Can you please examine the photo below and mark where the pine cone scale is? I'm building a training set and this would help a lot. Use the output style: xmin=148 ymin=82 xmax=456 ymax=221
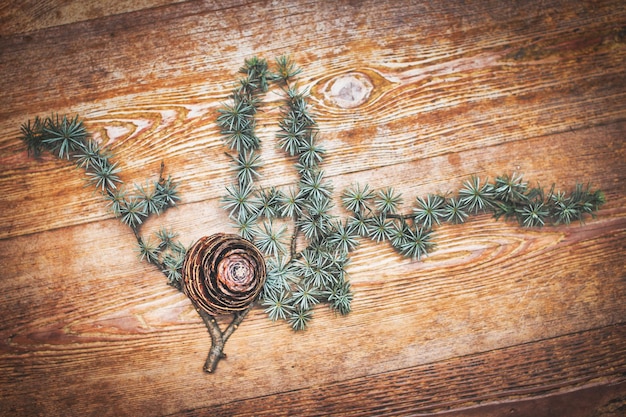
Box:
xmin=183 ymin=233 xmax=267 ymax=316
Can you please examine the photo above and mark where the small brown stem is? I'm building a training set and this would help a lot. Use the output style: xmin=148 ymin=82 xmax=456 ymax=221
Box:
xmin=289 ymin=214 xmax=300 ymax=261
xmin=387 ymin=213 xmax=412 ymax=221
xmin=197 ymin=306 xmax=253 ymax=373
xmin=197 ymin=309 xmax=225 ymax=373
xmin=158 ymin=160 xmax=166 ymax=184
xmin=223 ymin=305 xmax=252 ymax=341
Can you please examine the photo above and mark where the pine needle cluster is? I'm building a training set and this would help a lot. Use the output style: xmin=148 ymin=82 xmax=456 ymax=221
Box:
xmin=218 ymin=57 xmax=606 ymax=330
xmin=137 ymin=227 xmax=188 ymax=289
xmin=340 ymin=173 xmax=605 ymax=260
xmin=19 ymin=114 xmax=186 ymax=289
xmin=219 ymin=56 xmax=352 ymax=330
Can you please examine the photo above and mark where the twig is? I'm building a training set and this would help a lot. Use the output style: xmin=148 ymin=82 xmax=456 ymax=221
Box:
xmin=197 ymin=306 xmax=253 ymax=373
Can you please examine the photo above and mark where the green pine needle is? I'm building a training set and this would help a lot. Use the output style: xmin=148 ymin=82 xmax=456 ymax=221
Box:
xmin=217 ymin=94 xmax=260 ymax=153
xmin=256 ymin=187 xmax=282 ymax=219
xmin=327 ymin=220 xmax=360 ymax=254
xmin=105 ymin=188 xmax=127 ymax=217
xmin=572 ymin=183 xmax=606 ymax=215
xmin=288 ymin=307 xmax=313 ymax=331
xmin=305 ymin=194 xmax=333 ymax=217
xmin=298 ymin=212 xmax=325 ymax=242
xmin=223 ymin=128 xmax=261 ymax=153
xmin=551 ymin=191 xmax=578 ymax=225
xmin=399 ymin=225 xmax=434 ymax=260
xmin=389 ymin=219 xmax=411 ymax=249
xmin=299 ymin=170 xmax=333 ymax=202
xmin=232 ymin=214 xmax=258 ymax=241
xmin=135 ymin=182 xmax=166 ymax=215
xmin=442 ymin=196 xmax=469 ymax=224
xmin=375 ymin=187 xmax=402 ymax=214
xmin=86 ymin=159 xmax=122 ymax=192
xmin=342 ymin=183 xmax=374 ymax=214
xmin=262 ymin=291 xmax=293 ymax=321
xmin=42 ymin=114 xmax=88 ymax=160
xmin=367 ymin=214 xmax=392 ymax=243
xmin=298 ymin=198 xmax=333 ymax=241
xmin=459 ymin=176 xmax=495 ymax=213
xmin=19 ymin=116 xmax=45 ymax=158
xmin=162 ymin=252 xmax=185 ymax=289
xmin=223 ymin=182 xmax=258 ymax=221
xmin=494 ymin=173 xmax=528 ymax=203
xmin=298 ymin=250 xmax=335 ymax=288
xmin=298 ymin=131 xmax=325 ymax=168
xmin=119 ymin=196 xmax=148 ymax=229
xmin=279 ymin=187 xmax=306 ymax=218
xmin=254 ymin=220 xmax=287 ymax=257
xmin=73 ymin=139 xmax=109 ymax=170
xmin=277 ymin=116 xmax=307 ymax=156
xmin=290 ymin=283 xmax=321 ymax=311
xmin=156 ymin=227 xmax=178 ymax=249
xmin=325 ymin=280 xmax=352 ymax=315
xmin=155 ymin=175 xmax=180 ymax=207
xmin=263 ymin=256 xmax=295 ymax=295
xmin=347 ymin=213 xmax=370 ymax=237
xmin=413 ymin=194 xmax=446 ymax=229
xmin=240 ymin=56 xmax=270 ymax=93
xmin=137 ymin=236 xmax=161 ymax=264
xmin=232 ymin=149 xmax=262 ymax=186
xmin=517 ymin=201 xmax=549 ymax=227
xmin=285 ymin=87 xmax=315 ymax=127
xmin=271 ymin=55 xmax=302 ymax=83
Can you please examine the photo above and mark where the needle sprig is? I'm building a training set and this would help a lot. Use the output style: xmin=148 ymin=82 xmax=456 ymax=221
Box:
xmin=218 ymin=56 xmax=357 ymax=330
xmin=19 ymin=114 xmax=186 ymax=289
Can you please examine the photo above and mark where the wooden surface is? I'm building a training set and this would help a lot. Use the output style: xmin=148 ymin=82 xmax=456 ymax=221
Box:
xmin=1 ymin=1 xmax=625 ymax=416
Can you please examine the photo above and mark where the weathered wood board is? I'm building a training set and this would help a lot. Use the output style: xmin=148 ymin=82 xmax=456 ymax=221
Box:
xmin=1 ymin=1 xmax=625 ymax=416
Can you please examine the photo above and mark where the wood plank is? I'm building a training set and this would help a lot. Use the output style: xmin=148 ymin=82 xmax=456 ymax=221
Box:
xmin=1 ymin=74 xmax=625 ymax=237
xmin=1 ymin=0 xmax=624 ymax=120
xmin=1 ymin=0 xmax=625 ymax=238
xmin=0 ymin=0 xmax=188 ymax=36
xmin=181 ymin=326 xmax=626 ymax=416
xmin=0 ymin=200 xmax=624 ymax=415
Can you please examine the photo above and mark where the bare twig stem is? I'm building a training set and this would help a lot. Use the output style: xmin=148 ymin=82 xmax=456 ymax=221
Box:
xmin=386 ymin=213 xmax=412 ymax=221
xmin=197 ymin=306 xmax=253 ymax=373
xmin=289 ymin=214 xmax=300 ymax=261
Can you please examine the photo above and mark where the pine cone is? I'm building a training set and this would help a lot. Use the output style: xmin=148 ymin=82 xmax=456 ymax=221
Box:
xmin=182 ymin=233 xmax=267 ymax=316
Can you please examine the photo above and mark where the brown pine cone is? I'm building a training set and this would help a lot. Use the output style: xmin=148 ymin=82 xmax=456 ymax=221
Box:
xmin=182 ymin=233 xmax=267 ymax=316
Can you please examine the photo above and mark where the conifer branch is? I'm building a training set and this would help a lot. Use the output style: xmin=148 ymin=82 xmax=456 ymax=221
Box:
xmin=18 ymin=55 xmax=606 ymax=374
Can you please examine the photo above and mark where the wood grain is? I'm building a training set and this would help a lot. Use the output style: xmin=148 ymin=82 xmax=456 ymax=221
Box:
xmin=182 ymin=325 xmax=626 ymax=416
xmin=0 ymin=0 xmax=188 ymax=36
xmin=0 ymin=0 xmax=625 ymax=416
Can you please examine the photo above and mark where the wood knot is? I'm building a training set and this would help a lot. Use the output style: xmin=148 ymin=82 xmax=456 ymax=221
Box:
xmin=314 ymin=69 xmax=394 ymax=110
xmin=325 ymin=72 xmax=374 ymax=109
